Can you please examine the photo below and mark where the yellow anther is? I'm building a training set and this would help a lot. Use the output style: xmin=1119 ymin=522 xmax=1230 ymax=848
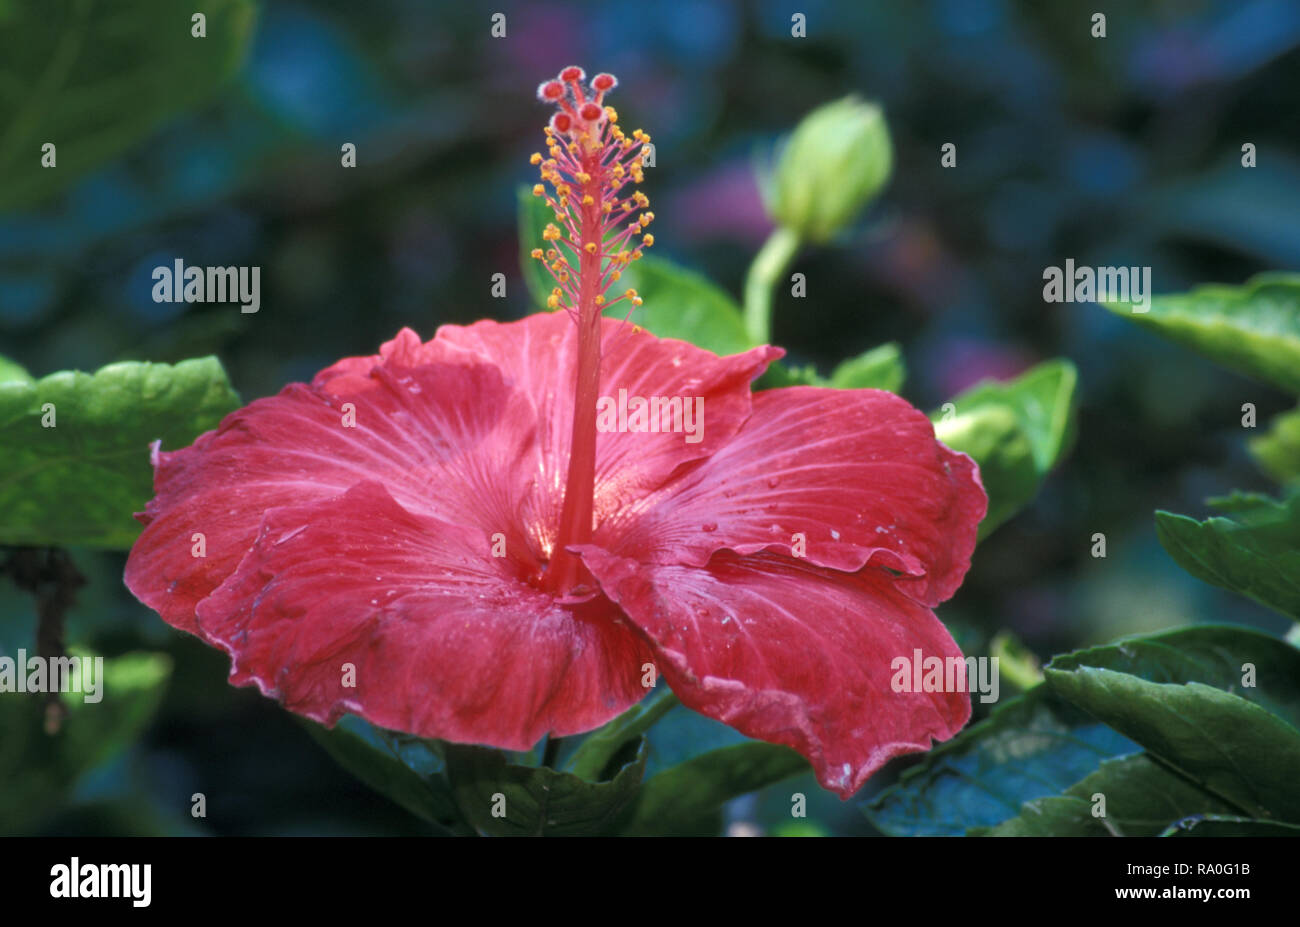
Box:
xmin=532 ymin=184 xmax=545 ymax=196
xmin=611 ymin=270 xmax=621 ymax=281
xmin=632 ymin=249 xmax=643 ymax=261
xmin=594 ymin=294 xmax=605 ymax=305
xmin=625 ymin=288 xmax=638 ymax=299
xmin=557 ymin=271 xmax=569 ymax=282
xmin=584 ymin=242 xmax=598 ymax=254
xmin=602 ymin=202 xmax=613 ymax=213
xmin=582 ymin=194 xmax=594 ymax=205
xmin=605 ymin=106 xmax=618 ymax=123
xmin=530 ymin=152 xmax=543 ymax=165
xmin=547 ymin=295 xmax=559 ymax=308
xmin=632 ymin=325 xmax=643 ymax=334
xmin=633 ymin=191 xmax=649 ymax=207
xmin=612 ymin=164 xmax=625 ymax=179
xmin=574 ymin=171 xmax=591 ymax=184
xmin=642 ymin=234 xmax=654 ymax=247
xmin=545 ymin=249 xmax=558 ymax=261
xmin=530 ymin=248 xmax=543 ymax=259
xmin=542 ymin=224 xmax=561 ymax=241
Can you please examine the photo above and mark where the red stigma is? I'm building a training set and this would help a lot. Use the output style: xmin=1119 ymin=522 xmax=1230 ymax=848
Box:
xmin=559 ymin=66 xmax=585 ymax=82
xmin=592 ymin=73 xmax=617 ymax=92
xmin=579 ymin=102 xmax=604 ymax=122
xmin=537 ymin=80 xmax=564 ymax=102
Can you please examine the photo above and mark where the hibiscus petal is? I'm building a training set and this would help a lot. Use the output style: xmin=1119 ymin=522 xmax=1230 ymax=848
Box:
xmin=126 ymin=356 xmax=541 ymax=633
xmin=579 ymin=546 xmax=972 ymax=798
xmin=196 ymin=480 xmax=656 ymax=749
xmin=598 ymin=387 xmax=986 ymax=606
xmin=431 ymin=312 xmax=780 ymax=543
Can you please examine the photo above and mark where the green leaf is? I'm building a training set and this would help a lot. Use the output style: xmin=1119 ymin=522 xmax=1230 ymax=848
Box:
xmin=1250 ymin=404 xmax=1300 ymax=484
xmin=864 ymin=686 xmax=1139 ymax=837
xmin=612 ymin=258 xmax=753 ymax=355
xmin=444 ymin=740 xmax=647 ymax=836
xmin=303 ymin=716 xmax=467 ymax=834
xmin=1155 ymin=491 xmax=1300 ymax=622
xmin=0 ymin=650 xmax=172 ymax=834
xmin=0 ymin=0 xmax=257 ymax=212
xmin=0 ymin=356 xmax=241 ymax=549
xmin=828 ymin=342 xmax=906 ymax=392
xmin=0 ymin=355 xmax=32 ymax=384
xmin=1101 ymin=273 xmax=1300 ymax=394
xmin=622 ymin=742 xmax=807 ymax=836
xmin=754 ymin=361 xmax=826 ymax=389
xmin=1048 ymin=624 xmax=1300 ymax=726
xmin=1160 ymin=816 xmax=1300 ymax=836
xmin=933 ymin=359 xmax=1078 ymax=537
xmin=1044 ymin=626 xmax=1300 ymax=822
xmin=974 ymin=753 xmax=1239 ymax=837
xmin=517 ymin=185 xmax=752 ymax=356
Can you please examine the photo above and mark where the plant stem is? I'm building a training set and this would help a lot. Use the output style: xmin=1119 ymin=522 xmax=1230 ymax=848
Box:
xmin=743 ymin=225 xmax=801 ymax=345
xmin=3 ymin=547 xmax=85 ymax=733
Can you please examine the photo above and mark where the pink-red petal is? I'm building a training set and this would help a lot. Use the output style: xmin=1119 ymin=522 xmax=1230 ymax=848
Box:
xmin=578 ymin=546 xmax=972 ymax=798
xmin=195 ymin=481 xmax=655 ymax=748
xmin=431 ymin=312 xmax=780 ymax=547
xmin=597 ymin=386 xmax=986 ymax=606
xmin=126 ymin=355 xmax=541 ymax=633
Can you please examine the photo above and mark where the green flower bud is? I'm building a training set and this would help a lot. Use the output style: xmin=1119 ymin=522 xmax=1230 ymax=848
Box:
xmin=762 ymin=96 xmax=893 ymax=244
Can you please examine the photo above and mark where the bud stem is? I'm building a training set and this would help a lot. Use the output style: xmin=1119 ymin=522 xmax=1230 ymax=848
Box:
xmin=743 ymin=225 xmax=801 ymax=345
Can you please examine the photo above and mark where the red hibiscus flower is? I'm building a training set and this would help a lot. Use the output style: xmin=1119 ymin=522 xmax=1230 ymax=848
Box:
xmin=125 ymin=68 xmax=986 ymax=798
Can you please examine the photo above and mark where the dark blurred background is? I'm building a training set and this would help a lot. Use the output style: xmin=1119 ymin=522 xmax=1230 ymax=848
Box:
xmin=3 ymin=0 xmax=1299 ymax=835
